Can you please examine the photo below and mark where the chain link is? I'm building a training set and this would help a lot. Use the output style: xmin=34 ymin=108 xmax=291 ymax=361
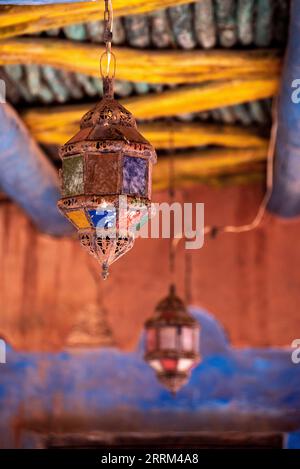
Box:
xmin=103 ymin=0 xmax=113 ymax=50
xmin=101 ymin=0 xmax=114 ymax=78
xmin=168 ymin=120 xmax=176 ymax=283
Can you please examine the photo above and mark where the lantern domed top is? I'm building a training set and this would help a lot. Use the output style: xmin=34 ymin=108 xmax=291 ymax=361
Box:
xmin=60 ymin=78 xmax=157 ymax=164
xmin=146 ymin=284 xmax=197 ymax=328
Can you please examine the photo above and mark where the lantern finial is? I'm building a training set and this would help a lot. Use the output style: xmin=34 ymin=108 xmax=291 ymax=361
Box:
xmin=158 ymin=374 xmax=189 ymax=394
xmin=102 ymin=262 xmax=109 ymax=280
xmin=103 ymin=76 xmax=114 ymax=99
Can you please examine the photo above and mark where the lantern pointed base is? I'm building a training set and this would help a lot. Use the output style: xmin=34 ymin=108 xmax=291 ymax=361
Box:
xmin=158 ymin=373 xmax=189 ymax=394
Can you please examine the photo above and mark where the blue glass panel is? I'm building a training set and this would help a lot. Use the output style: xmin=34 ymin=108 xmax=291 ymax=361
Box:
xmin=123 ymin=156 xmax=147 ymax=196
xmin=88 ymin=209 xmax=116 ymax=230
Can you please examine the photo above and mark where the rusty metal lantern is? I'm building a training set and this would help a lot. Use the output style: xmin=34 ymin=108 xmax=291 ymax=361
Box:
xmin=144 ymin=284 xmax=200 ymax=394
xmin=57 ymin=1 xmax=157 ymax=279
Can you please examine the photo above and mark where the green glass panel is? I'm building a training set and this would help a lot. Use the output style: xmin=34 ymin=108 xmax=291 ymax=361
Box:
xmin=62 ymin=155 xmax=84 ymax=197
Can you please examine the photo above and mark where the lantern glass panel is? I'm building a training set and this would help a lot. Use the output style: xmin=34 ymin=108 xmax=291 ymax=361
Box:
xmin=193 ymin=328 xmax=200 ymax=353
xmin=85 ymin=153 xmax=120 ymax=195
xmin=135 ymin=211 xmax=149 ymax=232
xmin=118 ymin=207 xmax=143 ymax=233
xmin=181 ymin=327 xmax=194 ymax=352
xmin=88 ymin=209 xmax=116 ymax=230
xmin=66 ymin=209 xmax=91 ymax=229
xmin=62 ymin=155 xmax=84 ymax=197
xmin=146 ymin=328 xmax=157 ymax=352
xmin=122 ymin=156 xmax=147 ymax=197
xmin=177 ymin=358 xmax=194 ymax=372
xmin=159 ymin=326 xmax=177 ymax=350
xmin=149 ymin=360 xmax=163 ymax=372
xmin=161 ymin=358 xmax=178 ymax=371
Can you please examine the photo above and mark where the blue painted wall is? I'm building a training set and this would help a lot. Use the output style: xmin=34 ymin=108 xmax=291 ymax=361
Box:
xmin=0 ymin=309 xmax=299 ymax=448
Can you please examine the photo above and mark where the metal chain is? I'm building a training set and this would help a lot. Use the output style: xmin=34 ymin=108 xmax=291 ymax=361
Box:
xmin=168 ymin=121 xmax=176 ymax=285
xmin=184 ymin=251 xmax=192 ymax=305
xmin=168 ymin=125 xmax=193 ymax=305
xmin=101 ymin=0 xmax=114 ymax=77
xmin=103 ymin=0 xmax=113 ymax=51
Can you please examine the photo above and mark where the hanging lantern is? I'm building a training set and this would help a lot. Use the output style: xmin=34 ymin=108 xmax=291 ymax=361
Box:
xmin=57 ymin=1 xmax=157 ymax=279
xmin=144 ymin=285 xmax=200 ymax=393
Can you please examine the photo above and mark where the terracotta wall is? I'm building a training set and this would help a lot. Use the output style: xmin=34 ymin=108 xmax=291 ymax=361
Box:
xmin=0 ymin=180 xmax=299 ymax=351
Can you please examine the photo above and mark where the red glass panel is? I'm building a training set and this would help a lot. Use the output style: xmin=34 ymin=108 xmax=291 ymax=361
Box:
xmin=161 ymin=358 xmax=178 ymax=371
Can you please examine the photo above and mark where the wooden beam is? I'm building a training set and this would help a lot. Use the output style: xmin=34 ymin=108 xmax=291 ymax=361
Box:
xmin=25 ymin=115 xmax=268 ymax=149
xmin=0 ymin=1 xmax=195 ymax=39
xmin=122 ymin=79 xmax=278 ymax=119
xmin=153 ymin=147 xmax=267 ymax=191
xmin=0 ymin=38 xmax=281 ymax=84
xmin=22 ymin=77 xmax=278 ymax=130
xmin=139 ymin=123 xmax=268 ymax=151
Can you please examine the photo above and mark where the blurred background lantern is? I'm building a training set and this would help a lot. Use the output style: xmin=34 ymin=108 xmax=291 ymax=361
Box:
xmin=57 ymin=1 xmax=157 ymax=279
xmin=65 ymin=261 xmax=115 ymax=350
xmin=144 ymin=284 xmax=200 ymax=394
xmin=65 ymin=303 xmax=114 ymax=350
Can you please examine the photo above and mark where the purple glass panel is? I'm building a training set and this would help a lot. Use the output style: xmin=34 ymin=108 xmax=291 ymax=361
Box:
xmin=123 ymin=156 xmax=147 ymax=196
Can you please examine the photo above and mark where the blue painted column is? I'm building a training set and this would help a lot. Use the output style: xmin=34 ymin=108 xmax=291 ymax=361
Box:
xmin=268 ymin=0 xmax=300 ymax=217
xmin=0 ymin=104 xmax=73 ymax=236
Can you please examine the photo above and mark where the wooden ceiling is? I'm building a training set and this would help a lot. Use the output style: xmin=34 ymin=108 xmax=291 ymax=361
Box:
xmin=0 ymin=1 xmax=196 ymax=38
xmin=0 ymin=0 xmax=289 ymax=214
xmin=0 ymin=0 xmax=287 ymax=187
